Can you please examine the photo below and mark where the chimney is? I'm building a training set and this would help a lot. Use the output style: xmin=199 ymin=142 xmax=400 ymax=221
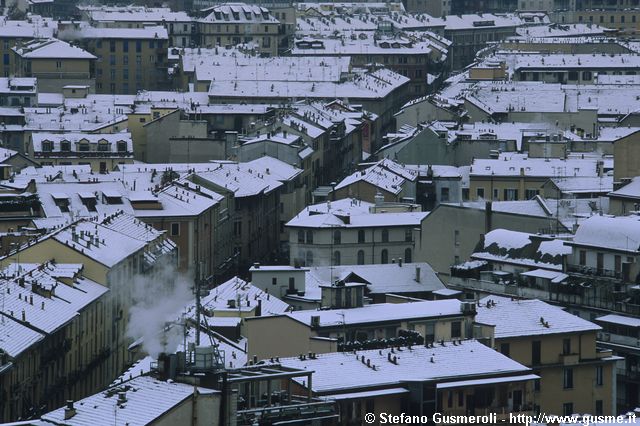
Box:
xmin=415 ymin=266 xmax=421 ymax=282
xmin=64 ymin=401 xmax=76 ymax=420
xmin=485 ymin=201 xmax=492 ymax=233
xmin=253 ymin=262 xmax=260 ymax=269
xmin=398 ymin=258 xmax=402 ymax=267
xmin=256 ymin=299 xmax=262 ymax=316
xmin=117 ymin=392 xmax=127 ymax=404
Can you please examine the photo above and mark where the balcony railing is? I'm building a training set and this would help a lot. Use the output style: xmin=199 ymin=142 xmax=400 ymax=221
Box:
xmin=567 ymin=264 xmax=624 ymax=280
xmin=34 ymin=151 xmax=133 ymax=158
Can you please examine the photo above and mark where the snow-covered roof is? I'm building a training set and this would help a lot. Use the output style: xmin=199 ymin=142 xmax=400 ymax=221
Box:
xmin=31 ymin=132 xmax=132 ymax=154
xmin=0 ymin=262 xmax=108 ymax=335
xmin=208 ymin=67 xmax=410 ymax=101
xmin=52 ymin=219 xmax=148 ymax=267
xmin=515 ymin=23 xmax=607 ymax=38
xmin=195 ymin=162 xmax=283 ymax=197
xmin=597 ymin=314 xmax=640 ymax=328
xmin=472 ymin=229 xmax=570 ymax=271
xmin=59 ymin=23 xmax=169 ymax=40
xmin=571 ymin=215 xmax=640 ymax=253
xmin=292 ymin=34 xmax=446 ymax=60
xmin=470 ymin=157 xmax=602 ymax=178
xmin=609 ymin=177 xmax=640 ymax=199
xmin=287 ymin=299 xmax=462 ymax=328
xmin=287 ymin=208 xmax=427 ymax=229
xmin=0 ymin=17 xmax=55 ymax=39
xmin=41 ymin=376 xmax=217 ymax=426
xmin=82 ymin=5 xmax=191 ymax=23
xmin=301 ymin=262 xmax=444 ymax=301
xmin=278 ymin=339 xmax=530 ymax=393
xmin=13 ymin=39 xmax=96 ymax=60
xmin=335 ymin=158 xmax=418 ymax=194
xmin=477 ymin=295 xmax=600 ymax=339
xmin=0 ymin=316 xmax=44 ymax=358
xmin=549 ymin=176 xmax=612 ymax=194
xmin=199 ymin=3 xmax=278 ymax=24
xmin=184 ymin=276 xmax=290 ymax=317
xmin=514 ymin=53 xmax=640 ymax=71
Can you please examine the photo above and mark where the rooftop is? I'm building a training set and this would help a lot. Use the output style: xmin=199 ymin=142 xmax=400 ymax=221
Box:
xmin=41 ymin=375 xmax=217 ymax=426
xmin=286 ymin=299 xmax=463 ymax=328
xmin=278 ymin=339 xmax=531 ymax=393
xmin=476 ymin=295 xmax=600 ymax=338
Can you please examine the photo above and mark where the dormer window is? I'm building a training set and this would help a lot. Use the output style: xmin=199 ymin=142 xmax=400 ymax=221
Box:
xmin=78 ymin=141 xmax=90 ymax=152
xmin=117 ymin=141 xmax=128 ymax=152
xmin=41 ymin=140 xmax=53 ymax=152
xmin=97 ymin=140 xmax=110 ymax=152
xmin=60 ymin=140 xmax=71 ymax=152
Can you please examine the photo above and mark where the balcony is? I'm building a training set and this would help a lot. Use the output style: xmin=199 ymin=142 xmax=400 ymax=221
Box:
xmin=35 ymin=151 xmax=133 ymax=158
xmin=32 ymin=71 xmax=92 ymax=80
xmin=567 ymin=264 xmax=625 ymax=281
xmin=559 ymin=353 xmax=580 ymax=366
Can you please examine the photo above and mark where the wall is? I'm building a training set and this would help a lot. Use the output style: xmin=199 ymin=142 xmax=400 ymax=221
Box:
xmin=419 ymin=204 xmax=564 ymax=281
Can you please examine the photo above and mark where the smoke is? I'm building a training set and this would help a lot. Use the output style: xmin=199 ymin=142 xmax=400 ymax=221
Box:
xmin=125 ymin=262 xmax=193 ymax=358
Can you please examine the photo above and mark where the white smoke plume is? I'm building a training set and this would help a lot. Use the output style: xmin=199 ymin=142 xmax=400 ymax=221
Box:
xmin=126 ymin=262 xmax=193 ymax=358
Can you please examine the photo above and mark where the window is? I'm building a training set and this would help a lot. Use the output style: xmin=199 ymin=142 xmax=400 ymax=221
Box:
xmin=271 ymin=277 xmax=277 ymax=286
xmin=582 ymin=71 xmax=592 ymax=81
xmin=381 ymin=249 xmax=388 ymax=264
xmin=110 ymin=55 xmax=116 ymax=66
xmin=447 ymin=391 xmax=453 ymax=408
xmin=97 ymin=142 xmax=110 ymax=152
xmin=532 ymin=340 xmax=541 ymax=365
xmin=297 ymin=230 xmax=304 ymax=243
xmin=306 ymin=230 xmax=313 ymax=244
xmin=451 ymin=321 xmax=462 ymax=338
xmin=305 ymin=250 xmax=313 ymax=266
xmin=60 ymin=140 xmax=70 ymax=152
xmin=458 ymin=391 xmax=464 ymax=407
xmin=41 ymin=140 xmax=53 ymax=152
xmin=504 ymin=188 xmax=519 ymax=201
xmin=56 ymin=60 xmax=62 ymax=69
xmin=500 ymin=343 xmax=510 ymax=357
xmin=615 ymin=255 xmax=622 ymax=272
xmin=109 ymin=40 xmax=116 ymax=52
xmin=171 ymin=223 xmax=180 ymax=236
xmin=596 ymin=366 xmax=603 ymax=386
xmin=404 ymin=248 xmax=412 ymax=263
xmin=136 ymin=41 xmax=142 ymax=52
xmin=441 ymin=187 xmax=450 ymax=202
xmin=358 ymin=230 xmax=365 ymax=243
xmin=563 ymin=368 xmax=574 ymax=389
xmin=405 ymin=228 xmax=413 ymax=242
xmin=333 ymin=230 xmax=341 ymax=245
xmin=454 ymin=230 xmax=460 ymax=246
xmin=333 ymin=251 xmax=341 ymax=266
xmin=117 ymin=141 xmax=128 ymax=152
xmin=357 ymin=250 xmax=365 ymax=265
xmin=595 ymin=400 xmax=603 ymax=415
xmin=563 ymin=338 xmax=571 ymax=355
xmin=525 ymin=189 xmax=538 ymax=199
xmin=382 ymin=229 xmax=389 ymax=243
xmin=123 ymin=69 xmax=129 ymax=80
xmin=476 ymin=187 xmax=485 ymax=199
xmin=563 ymin=402 xmax=574 ymax=416
xmin=579 ymin=250 xmax=586 ymax=266
xmin=597 ymin=253 xmax=604 ymax=272
xmin=79 ymin=142 xmax=90 ymax=152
